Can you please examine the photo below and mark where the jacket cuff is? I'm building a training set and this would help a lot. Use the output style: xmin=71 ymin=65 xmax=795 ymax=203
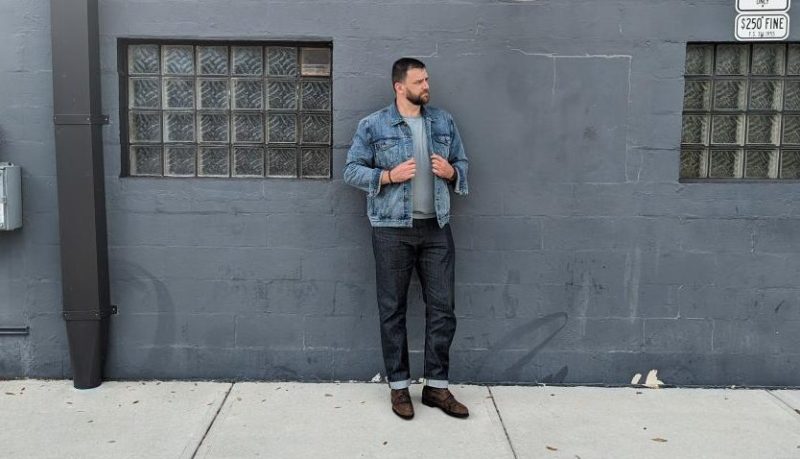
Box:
xmin=452 ymin=167 xmax=467 ymax=195
xmin=369 ymin=168 xmax=383 ymax=197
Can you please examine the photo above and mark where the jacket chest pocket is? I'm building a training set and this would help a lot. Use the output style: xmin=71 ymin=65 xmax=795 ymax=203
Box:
xmin=432 ymin=134 xmax=452 ymax=159
xmin=372 ymin=137 xmax=402 ymax=167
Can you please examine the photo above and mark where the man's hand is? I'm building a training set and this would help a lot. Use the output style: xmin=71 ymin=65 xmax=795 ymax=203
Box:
xmin=431 ymin=153 xmax=455 ymax=181
xmin=383 ymin=158 xmax=416 ymax=184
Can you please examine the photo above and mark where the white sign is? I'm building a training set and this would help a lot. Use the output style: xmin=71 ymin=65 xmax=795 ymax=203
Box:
xmin=735 ymin=13 xmax=790 ymax=40
xmin=737 ymin=0 xmax=790 ymax=12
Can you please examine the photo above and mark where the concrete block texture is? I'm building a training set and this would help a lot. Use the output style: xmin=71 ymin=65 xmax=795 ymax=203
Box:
xmin=3 ymin=380 xmax=800 ymax=459
xmin=0 ymin=380 xmax=230 ymax=459
xmin=195 ymin=383 xmax=511 ymax=459
xmin=491 ymin=386 xmax=800 ymax=459
xmin=1 ymin=0 xmax=798 ymax=385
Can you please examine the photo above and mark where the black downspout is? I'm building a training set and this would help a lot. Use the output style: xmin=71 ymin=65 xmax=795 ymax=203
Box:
xmin=49 ymin=0 xmax=111 ymax=389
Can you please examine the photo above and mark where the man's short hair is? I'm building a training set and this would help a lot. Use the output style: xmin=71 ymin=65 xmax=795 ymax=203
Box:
xmin=392 ymin=58 xmax=426 ymax=86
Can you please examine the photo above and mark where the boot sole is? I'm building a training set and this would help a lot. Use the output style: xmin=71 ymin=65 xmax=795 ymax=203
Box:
xmin=421 ymin=398 xmax=469 ymax=418
xmin=392 ymin=409 xmax=414 ymax=420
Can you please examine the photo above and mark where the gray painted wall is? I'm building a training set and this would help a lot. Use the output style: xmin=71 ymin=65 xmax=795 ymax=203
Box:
xmin=1 ymin=0 xmax=799 ymax=386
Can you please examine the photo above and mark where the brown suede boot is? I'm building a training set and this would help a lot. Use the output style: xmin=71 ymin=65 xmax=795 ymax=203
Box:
xmin=421 ymin=386 xmax=469 ymax=418
xmin=390 ymin=388 xmax=414 ymax=420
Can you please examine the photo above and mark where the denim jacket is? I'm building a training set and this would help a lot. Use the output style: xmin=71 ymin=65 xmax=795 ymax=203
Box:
xmin=343 ymin=102 xmax=469 ymax=228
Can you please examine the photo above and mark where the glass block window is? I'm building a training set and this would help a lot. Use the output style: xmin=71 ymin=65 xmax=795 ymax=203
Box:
xmin=120 ymin=41 xmax=332 ymax=179
xmin=681 ymin=43 xmax=800 ymax=180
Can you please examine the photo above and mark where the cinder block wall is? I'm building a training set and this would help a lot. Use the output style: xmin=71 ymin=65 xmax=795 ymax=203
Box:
xmin=1 ymin=0 xmax=798 ymax=385
xmin=0 ymin=0 xmax=63 ymax=376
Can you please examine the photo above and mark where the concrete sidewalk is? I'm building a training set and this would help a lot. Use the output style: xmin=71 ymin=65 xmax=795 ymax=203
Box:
xmin=1 ymin=380 xmax=799 ymax=458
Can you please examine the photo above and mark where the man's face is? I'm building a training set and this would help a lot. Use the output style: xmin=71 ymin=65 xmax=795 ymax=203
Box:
xmin=399 ymin=67 xmax=430 ymax=106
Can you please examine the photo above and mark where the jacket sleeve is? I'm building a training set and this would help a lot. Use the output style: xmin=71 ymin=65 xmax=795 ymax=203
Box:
xmin=343 ymin=118 xmax=384 ymax=197
xmin=448 ymin=114 xmax=469 ymax=196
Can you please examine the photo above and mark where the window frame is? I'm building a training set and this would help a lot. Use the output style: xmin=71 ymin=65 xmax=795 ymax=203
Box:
xmin=680 ymin=42 xmax=800 ymax=183
xmin=117 ymin=38 xmax=334 ymax=179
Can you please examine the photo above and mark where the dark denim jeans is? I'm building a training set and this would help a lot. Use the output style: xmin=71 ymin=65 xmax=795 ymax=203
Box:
xmin=371 ymin=218 xmax=456 ymax=390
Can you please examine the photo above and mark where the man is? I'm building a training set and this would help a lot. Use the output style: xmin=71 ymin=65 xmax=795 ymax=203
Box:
xmin=343 ymin=58 xmax=470 ymax=420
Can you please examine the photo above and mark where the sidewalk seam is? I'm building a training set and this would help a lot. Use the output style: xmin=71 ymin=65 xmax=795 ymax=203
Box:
xmin=487 ymin=386 xmax=519 ymax=459
xmin=766 ymin=390 xmax=800 ymax=422
xmin=191 ymin=382 xmax=234 ymax=459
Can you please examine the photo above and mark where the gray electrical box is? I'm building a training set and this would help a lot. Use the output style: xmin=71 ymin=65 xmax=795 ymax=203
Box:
xmin=0 ymin=162 xmax=22 ymax=231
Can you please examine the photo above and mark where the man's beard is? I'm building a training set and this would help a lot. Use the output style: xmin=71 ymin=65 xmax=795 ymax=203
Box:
xmin=405 ymin=90 xmax=430 ymax=106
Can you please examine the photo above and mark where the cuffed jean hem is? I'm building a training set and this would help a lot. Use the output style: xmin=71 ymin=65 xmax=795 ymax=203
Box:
xmin=425 ymin=379 xmax=448 ymax=389
xmin=388 ymin=378 xmax=412 ymax=390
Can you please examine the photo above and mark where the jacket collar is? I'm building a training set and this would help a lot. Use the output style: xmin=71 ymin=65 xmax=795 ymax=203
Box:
xmin=388 ymin=100 xmax=431 ymax=126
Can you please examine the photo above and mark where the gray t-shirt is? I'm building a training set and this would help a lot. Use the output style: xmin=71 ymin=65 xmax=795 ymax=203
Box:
xmin=403 ymin=116 xmax=435 ymax=219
